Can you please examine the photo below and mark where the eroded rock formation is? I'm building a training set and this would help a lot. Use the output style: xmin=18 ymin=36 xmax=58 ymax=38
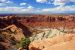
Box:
xmin=29 ymin=34 xmax=75 ymax=50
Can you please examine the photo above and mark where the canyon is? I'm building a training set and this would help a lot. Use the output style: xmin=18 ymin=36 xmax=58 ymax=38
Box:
xmin=0 ymin=14 xmax=75 ymax=50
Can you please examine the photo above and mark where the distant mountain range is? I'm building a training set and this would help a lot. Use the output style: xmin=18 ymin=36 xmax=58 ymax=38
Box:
xmin=0 ymin=13 xmax=75 ymax=17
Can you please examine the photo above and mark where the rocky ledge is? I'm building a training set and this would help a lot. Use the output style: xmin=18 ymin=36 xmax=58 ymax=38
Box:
xmin=29 ymin=34 xmax=75 ymax=50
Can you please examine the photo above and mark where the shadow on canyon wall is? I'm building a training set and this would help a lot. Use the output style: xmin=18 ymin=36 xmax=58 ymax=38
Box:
xmin=13 ymin=18 xmax=32 ymax=37
xmin=0 ymin=43 xmax=6 ymax=50
xmin=0 ymin=17 xmax=32 ymax=37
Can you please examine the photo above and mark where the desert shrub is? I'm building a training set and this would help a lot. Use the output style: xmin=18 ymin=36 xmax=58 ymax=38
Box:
xmin=20 ymin=38 xmax=31 ymax=49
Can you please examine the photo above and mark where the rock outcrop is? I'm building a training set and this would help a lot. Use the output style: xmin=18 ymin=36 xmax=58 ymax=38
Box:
xmin=43 ymin=39 xmax=75 ymax=50
xmin=0 ymin=24 xmax=25 ymax=50
xmin=29 ymin=34 xmax=75 ymax=50
xmin=0 ymin=24 xmax=25 ymax=41
xmin=29 ymin=28 xmax=75 ymax=42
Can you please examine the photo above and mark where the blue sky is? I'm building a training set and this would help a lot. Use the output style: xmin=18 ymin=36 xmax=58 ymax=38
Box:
xmin=0 ymin=0 xmax=75 ymax=14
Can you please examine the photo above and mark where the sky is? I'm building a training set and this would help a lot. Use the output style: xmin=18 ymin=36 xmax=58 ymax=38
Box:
xmin=0 ymin=0 xmax=75 ymax=14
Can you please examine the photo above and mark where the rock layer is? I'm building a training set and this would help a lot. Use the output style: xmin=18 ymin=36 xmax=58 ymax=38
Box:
xmin=29 ymin=34 xmax=75 ymax=50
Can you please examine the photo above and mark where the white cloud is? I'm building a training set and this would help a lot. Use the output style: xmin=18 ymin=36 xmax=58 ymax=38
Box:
xmin=51 ymin=0 xmax=75 ymax=14
xmin=36 ymin=0 xmax=47 ymax=3
xmin=41 ymin=0 xmax=75 ymax=13
xmin=36 ymin=0 xmax=75 ymax=6
xmin=53 ymin=0 xmax=69 ymax=6
xmin=42 ymin=5 xmax=75 ymax=13
xmin=53 ymin=0 xmax=75 ymax=6
xmin=20 ymin=2 xmax=27 ymax=6
xmin=27 ymin=6 xmax=34 ymax=9
xmin=21 ymin=6 xmax=34 ymax=13
xmin=0 ymin=0 xmax=7 ymax=2
xmin=0 ymin=2 xmax=75 ymax=14
xmin=0 ymin=7 xmax=23 ymax=12
xmin=70 ymin=0 xmax=75 ymax=2
xmin=0 ymin=6 xmax=35 ymax=13
xmin=6 ymin=1 xmax=13 ymax=3
xmin=0 ymin=0 xmax=13 ymax=6
xmin=0 ymin=0 xmax=7 ymax=6
xmin=0 ymin=3 xmax=6 ymax=6
xmin=0 ymin=5 xmax=75 ymax=14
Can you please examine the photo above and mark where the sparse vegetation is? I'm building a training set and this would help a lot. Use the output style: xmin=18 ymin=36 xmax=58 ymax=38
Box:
xmin=20 ymin=38 xmax=31 ymax=49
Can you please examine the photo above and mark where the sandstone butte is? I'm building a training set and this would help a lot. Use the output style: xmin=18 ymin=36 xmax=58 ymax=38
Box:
xmin=29 ymin=34 xmax=75 ymax=50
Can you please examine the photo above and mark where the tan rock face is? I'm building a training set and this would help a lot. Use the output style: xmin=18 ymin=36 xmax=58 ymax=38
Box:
xmin=10 ymin=25 xmax=25 ymax=41
xmin=10 ymin=25 xmax=17 ymax=32
xmin=13 ymin=27 xmax=25 ymax=41
xmin=29 ymin=34 xmax=75 ymax=50
xmin=1 ymin=24 xmax=25 ymax=41
xmin=43 ymin=40 xmax=75 ymax=50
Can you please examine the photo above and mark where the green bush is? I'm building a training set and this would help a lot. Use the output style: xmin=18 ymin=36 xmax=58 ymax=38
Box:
xmin=20 ymin=38 xmax=31 ymax=49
